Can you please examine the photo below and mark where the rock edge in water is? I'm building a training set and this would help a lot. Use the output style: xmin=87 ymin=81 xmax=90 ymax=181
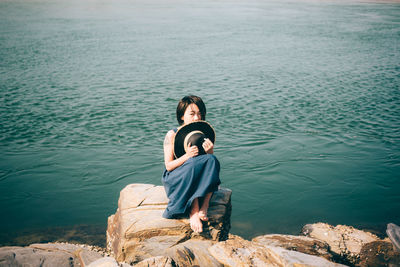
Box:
xmin=104 ymin=183 xmax=400 ymax=266
xmin=2 ymin=183 xmax=400 ymax=267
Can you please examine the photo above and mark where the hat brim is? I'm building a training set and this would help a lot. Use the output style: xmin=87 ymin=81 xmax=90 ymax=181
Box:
xmin=174 ymin=121 xmax=216 ymax=159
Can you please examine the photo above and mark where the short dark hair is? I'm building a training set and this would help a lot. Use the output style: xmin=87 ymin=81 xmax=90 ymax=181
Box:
xmin=176 ymin=95 xmax=206 ymax=125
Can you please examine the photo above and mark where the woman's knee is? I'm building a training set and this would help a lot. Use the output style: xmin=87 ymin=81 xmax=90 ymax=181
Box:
xmin=204 ymin=154 xmax=220 ymax=168
xmin=204 ymin=153 xmax=217 ymax=161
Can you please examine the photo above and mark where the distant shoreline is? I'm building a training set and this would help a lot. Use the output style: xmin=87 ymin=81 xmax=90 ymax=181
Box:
xmin=358 ymin=0 xmax=400 ymax=3
xmin=295 ymin=0 xmax=400 ymax=3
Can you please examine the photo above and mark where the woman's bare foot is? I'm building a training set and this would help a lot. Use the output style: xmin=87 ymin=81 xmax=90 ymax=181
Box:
xmin=198 ymin=192 xmax=212 ymax=222
xmin=198 ymin=209 xmax=208 ymax=221
xmin=189 ymin=212 xmax=203 ymax=233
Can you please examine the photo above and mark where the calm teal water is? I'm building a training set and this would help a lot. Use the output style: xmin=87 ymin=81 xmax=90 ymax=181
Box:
xmin=1 ymin=0 xmax=399 ymax=243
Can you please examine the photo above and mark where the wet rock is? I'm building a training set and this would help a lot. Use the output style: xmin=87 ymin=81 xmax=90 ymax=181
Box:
xmin=208 ymin=238 xmax=347 ymax=267
xmin=302 ymin=223 xmax=380 ymax=265
xmin=252 ymin=234 xmax=333 ymax=261
xmin=1 ymin=224 xmax=106 ymax=248
xmin=106 ymin=183 xmax=232 ymax=264
xmin=358 ymin=240 xmax=400 ymax=267
xmin=0 ymin=242 xmax=103 ymax=267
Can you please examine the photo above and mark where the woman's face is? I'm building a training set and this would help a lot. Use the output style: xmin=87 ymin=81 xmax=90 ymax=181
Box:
xmin=181 ymin=104 xmax=202 ymax=125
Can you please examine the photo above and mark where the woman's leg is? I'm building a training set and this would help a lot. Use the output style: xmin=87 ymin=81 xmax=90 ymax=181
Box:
xmin=198 ymin=192 xmax=212 ymax=221
xmin=189 ymin=198 xmax=203 ymax=233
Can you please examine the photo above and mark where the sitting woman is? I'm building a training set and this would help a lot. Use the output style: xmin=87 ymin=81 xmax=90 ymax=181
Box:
xmin=162 ymin=95 xmax=221 ymax=233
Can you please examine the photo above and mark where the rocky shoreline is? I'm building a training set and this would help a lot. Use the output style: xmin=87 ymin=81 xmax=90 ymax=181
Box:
xmin=1 ymin=183 xmax=399 ymax=266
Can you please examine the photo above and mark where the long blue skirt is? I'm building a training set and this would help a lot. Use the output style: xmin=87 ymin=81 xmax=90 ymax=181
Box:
xmin=162 ymin=154 xmax=221 ymax=219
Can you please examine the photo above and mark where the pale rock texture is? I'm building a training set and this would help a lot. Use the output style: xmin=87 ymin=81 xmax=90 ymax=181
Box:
xmin=0 ymin=243 xmax=103 ymax=267
xmin=208 ymin=238 xmax=275 ymax=266
xmin=252 ymin=234 xmax=333 ymax=261
xmin=208 ymin=237 xmax=347 ymax=267
xmin=30 ymin=243 xmax=103 ymax=266
xmin=86 ymin=256 xmax=120 ymax=267
xmin=302 ymin=223 xmax=381 ymax=265
xmin=134 ymin=256 xmax=175 ymax=267
xmin=266 ymin=246 xmax=347 ymax=267
xmin=107 ymin=183 xmax=232 ymax=264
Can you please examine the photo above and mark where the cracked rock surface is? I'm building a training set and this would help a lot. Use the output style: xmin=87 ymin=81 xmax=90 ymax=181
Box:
xmin=252 ymin=234 xmax=333 ymax=261
xmin=208 ymin=235 xmax=347 ymax=267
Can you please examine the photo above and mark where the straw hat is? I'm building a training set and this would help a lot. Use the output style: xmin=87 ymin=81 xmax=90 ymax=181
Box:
xmin=173 ymin=121 xmax=216 ymax=158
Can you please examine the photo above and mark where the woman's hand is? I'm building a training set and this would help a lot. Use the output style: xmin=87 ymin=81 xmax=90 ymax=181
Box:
xmin=186 ymin=143 xmax=199 ymax=158
xmin=202 ymin=138 xmax=214 ymax=154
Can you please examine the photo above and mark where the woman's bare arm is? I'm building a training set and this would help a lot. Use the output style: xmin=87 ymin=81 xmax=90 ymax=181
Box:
xmin=164 ymin=130 xmax=199 ymax=172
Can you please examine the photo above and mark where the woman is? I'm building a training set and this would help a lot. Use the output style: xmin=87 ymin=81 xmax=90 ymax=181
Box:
xmin=162 ymin=95 xmax=221 ymax=233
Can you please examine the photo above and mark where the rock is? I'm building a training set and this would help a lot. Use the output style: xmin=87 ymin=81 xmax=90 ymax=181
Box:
xmin=358 ymin=240 xmax=400 ymax=267
xmin=208 ymin=238 xmax=347 ymax=267
xmin=0 ymin=246 xmax=77 ymax=267
xmin=208 ymin=238 xmax=273 ymax=266
xmin=252 ymin=234 xmax=333 ymax=261
xmin=302 ymin=223 xmax=380 ymax=265
xmin=0 ymin=242 xmax=104 ymax=267
xmin=86 ymin=256 xmax=119 ymax=267
xmin=165 ymin=239 xmax=222 ymax=267
xmin=134 ymin=256 xmax=175 ymax=267
xmin=265 ymin=245 xmax=348 ymax=267
xmin=107 ymin=183 xmax=232 ymax=264
xmin=30 ymin=243 xmax=104 ymax=266
xmin=387 ymin=223 xmax=400 ymax=252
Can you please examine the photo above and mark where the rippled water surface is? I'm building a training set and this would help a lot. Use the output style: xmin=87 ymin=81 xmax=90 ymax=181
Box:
xmin=1 ymin=0 xmax=399 ymax=243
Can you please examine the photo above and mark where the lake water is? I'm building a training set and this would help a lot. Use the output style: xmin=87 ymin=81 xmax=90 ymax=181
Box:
xmin=1 ymin=0 xmax=399 ymax=245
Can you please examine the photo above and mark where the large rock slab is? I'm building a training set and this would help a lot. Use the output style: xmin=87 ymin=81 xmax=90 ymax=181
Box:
xmin=208 ymin=237 xmax=347 ymax=267
xmin=0 ymin=243 xmax=104 ymax=267
xmin=252 ymin=234 xmax=333 ymax=261
xmin=107 ymin=183 xmax=232 ymax=264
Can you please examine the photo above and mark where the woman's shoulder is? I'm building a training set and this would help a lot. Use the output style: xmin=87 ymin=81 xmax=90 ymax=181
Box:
xmin=164 ymin=129 xmax=176 ymax=147
xmin=166 ymin=127 xmax=178 ymax=134
xmin=165 ymin=129 xmax=176 ymax=139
